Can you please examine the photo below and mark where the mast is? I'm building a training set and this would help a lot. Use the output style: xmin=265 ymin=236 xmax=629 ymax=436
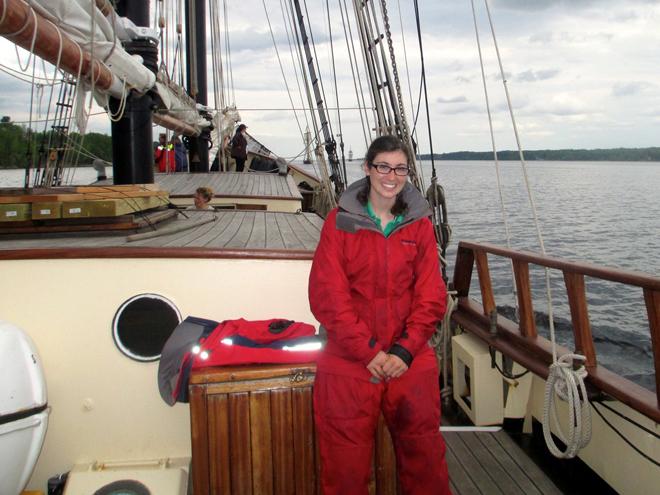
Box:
xmin=185 ymin=0 xmax=210 ymax=172
xmin=110 ymin=0 xmax=156 ymax=185
xmin=291 ymin=0 xmax=344 ymax=194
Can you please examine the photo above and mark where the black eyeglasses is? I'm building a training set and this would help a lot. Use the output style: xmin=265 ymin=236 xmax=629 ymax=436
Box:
xmin=370 ymin=162 xmax=410 ymax=176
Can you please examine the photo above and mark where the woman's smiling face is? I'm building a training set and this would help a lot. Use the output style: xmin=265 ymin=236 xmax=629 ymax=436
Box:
xmin=363 ymin=149 xmax=409 ymax=203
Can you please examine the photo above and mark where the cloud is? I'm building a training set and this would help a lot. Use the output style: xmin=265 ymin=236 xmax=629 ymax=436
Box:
xmin=612 ymin=82 xmax=652 ymax=97
xmin=437 ymin=96 xmax=468 ymax=104
xmin=516 ymin=69 xmax=560 ymax=82
xmin=492 ymin=0 xmax=602 ymax=11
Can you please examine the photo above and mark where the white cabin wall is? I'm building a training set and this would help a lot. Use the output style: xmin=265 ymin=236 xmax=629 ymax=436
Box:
xmin=0 ymin=257 xmax=316 ymax=491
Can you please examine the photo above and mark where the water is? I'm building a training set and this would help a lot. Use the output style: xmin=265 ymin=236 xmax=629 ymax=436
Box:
xmin=2 ymin=161 xmax=659 ymax=389
xmin=0 ymin=167 xmax=101 ymax=188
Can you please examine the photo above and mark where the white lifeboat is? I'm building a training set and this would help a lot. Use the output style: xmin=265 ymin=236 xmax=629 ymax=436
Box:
xmin=0 ymin=321 xmax=49 ymax=495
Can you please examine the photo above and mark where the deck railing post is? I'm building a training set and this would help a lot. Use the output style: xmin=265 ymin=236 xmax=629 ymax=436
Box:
xmin=643 ymin=289 xmax=660 ymax=406
xmin=452 ymin=244 xmax=475 ymax=298
xmin=512 ymin=260 xmax=536 ymax=338
xmin=563 ymin=272 xmax=597 ymax=369
xmin=474 ymin=249 xmax=496 ymax=316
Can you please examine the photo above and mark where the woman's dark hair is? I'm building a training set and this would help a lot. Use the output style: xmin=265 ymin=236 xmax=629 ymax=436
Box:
xmin=358 ymin=135 xmax=411 ymax=216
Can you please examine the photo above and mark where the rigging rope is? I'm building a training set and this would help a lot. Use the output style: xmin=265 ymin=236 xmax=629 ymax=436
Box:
xmin=411 ymin=0 xmax=435 ymax=180
xmin=262 ymin=0 xmax=305 ymax=143
xmin=279 ymin=0 xmax=311 ymax=136
xmin=325 ymin=0 xmax=347 ymax=183
xmin=430 ymin=291 xmax=458 ymax=403
xmin=469 ymin=0 xmax=517 ymax=311
xmin=479 ymin=0 xmax=590 ymax=458
xmin=223 ymin=0 xmax=235 ymax=104
xmin=338 ymin=0 xmax=371 ymax=149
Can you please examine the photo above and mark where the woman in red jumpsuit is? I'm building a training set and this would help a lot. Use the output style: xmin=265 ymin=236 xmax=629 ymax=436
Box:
xmin=309 ymin=135 xmax=451 ymax=494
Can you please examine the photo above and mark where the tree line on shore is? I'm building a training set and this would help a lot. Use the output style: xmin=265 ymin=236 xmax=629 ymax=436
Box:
xmin=0 ymin=121 xmax=112 ymax=169
xmin=421 ymin=147 xmax=660 ymax=162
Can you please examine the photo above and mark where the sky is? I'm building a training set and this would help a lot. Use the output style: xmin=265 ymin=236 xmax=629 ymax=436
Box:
xmin=1 ymin=0 xmax=659 ymax=159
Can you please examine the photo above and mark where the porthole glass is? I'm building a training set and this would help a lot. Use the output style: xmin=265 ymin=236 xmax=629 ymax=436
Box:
xmin=94 ymin=479 xmax=151 ymax=495
xmin=112 ymin=294 xmax=181 ymax=362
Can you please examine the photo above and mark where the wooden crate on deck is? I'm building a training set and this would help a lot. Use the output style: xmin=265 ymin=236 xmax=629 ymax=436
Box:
xmin=189 ymin=363 xmax=398 ymax=495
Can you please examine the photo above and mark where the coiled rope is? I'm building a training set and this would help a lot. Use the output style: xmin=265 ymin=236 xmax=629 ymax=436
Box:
xmin=542 ymin=353 xmax=592 ymax=458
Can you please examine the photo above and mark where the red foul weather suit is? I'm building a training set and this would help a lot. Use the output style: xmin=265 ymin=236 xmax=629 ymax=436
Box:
xmin=155 ymin=144 xmax=175 ymax=173
xmin=309 ymin=178 xmax=451 ymax=494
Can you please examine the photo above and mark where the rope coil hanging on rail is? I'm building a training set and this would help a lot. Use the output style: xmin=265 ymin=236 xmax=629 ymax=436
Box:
xmin=542 ymin=353 xmax=592 ymax=458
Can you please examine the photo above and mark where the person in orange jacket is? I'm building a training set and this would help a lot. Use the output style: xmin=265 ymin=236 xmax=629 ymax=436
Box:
xmin=308 ymin=135 xmax=451 ymax=494
xmin=154 ymin=133 xmax=175 ymax=173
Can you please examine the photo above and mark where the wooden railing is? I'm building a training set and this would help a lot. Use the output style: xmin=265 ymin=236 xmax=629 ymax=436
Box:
xmin=452 ymin=240 xmax=660 ymax=423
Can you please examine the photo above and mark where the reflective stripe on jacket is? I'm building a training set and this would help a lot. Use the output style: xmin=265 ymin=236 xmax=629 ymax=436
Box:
xmin=308 ymin=178 xmax=447 ymax=380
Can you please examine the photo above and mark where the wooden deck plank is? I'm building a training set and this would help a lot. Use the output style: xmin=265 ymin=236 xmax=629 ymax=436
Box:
xmin=238 ymin=174 xmax=251 ymax=196
xmin=444 ymin=431 xmax=505 ymax=495
xmin=217 ymin=173 xmax=236 ymax=197
xmin=285 ymin=214 xmax=319 ymax=251
xmin=246 ymin=211 xmax=267 ymax=249
xmin=207 ymin=211 xmax=248 ymax=248
xmin=264 ymin=213 xmax=286 ymax=250
xmin=461 ymin=431 xmax=525 ymax=494
xmin=445 ymin=441 xmax=481 ymax=495
xmin=477 ymin=432 xmax=544 ymax=495
xmin=491 ymin=432 xmax=563 ymax=495
xmin=304 ymin=213 xmax=325 ymax=231
xmin=255 ymin=173 xmax=264 ymax=197
xmin=160 ymin=213 xmax=220 ymax=248
xmin=190 ymin=212 xmax=239 ymax=248
xmin=295 ymin=214 xmax=325 ymax=247
xmin=265 ymin=174 xmax=274 ymax=196
xmin=226 ymin=211 xmax=256 ymax=249
xmin=275 ymin=213 xmax=305 ymax=250
xmin=445 ymin=430 xmax=563 ymax=495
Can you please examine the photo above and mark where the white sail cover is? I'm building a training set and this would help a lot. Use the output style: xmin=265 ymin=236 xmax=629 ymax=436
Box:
xmin=30 ymin=0 xmax=155 ymax=93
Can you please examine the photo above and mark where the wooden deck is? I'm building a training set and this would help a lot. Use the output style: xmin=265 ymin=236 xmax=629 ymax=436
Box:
xmin=0 ymin=210 xmax=323 ymax=252
xmin=93 ymin=172 xmax=304 ymax=212
xmin=445 ymin=429 xmax=562 ymax=495
xmin=156 ymin=172 xmax=302 ymax=199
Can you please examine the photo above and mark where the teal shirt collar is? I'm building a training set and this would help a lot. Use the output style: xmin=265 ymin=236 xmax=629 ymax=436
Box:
xmin=366 ymin=201 xmax=403 ymax=237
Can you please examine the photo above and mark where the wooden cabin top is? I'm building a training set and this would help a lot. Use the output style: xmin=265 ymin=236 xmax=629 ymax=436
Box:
xmin=98 ymin=172 xmax=303 ymax=201
xmin=0 ymin=209 xmax=323 ymax=258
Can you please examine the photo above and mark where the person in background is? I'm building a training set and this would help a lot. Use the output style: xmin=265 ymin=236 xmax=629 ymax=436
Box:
xmin=308 ymin=135 xmax=451 ymax=494
xmin=154 ymin=133 xmax=175 ymax=173
xmin=173 ymin=136 xmax=188 ymax=172
xmin=187 ymin=187 xmax=215 ymax=210
xmin=230 ymin=123 xmax=248 ymax=172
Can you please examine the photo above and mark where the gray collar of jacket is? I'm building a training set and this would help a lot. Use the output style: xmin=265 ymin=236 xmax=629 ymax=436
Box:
xmin=336 ymin=177 xmax=432 ymax=234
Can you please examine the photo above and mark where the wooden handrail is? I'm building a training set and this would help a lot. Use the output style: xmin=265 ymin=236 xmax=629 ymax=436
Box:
xmin=457 ymin=240 xmax=660 ymax=291
xmin=452 ymin=240 xmax=660 ymax=422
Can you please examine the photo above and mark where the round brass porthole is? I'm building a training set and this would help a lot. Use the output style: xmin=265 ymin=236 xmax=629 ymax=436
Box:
xmin=112 ymin=294 xmax=181 ymax=362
